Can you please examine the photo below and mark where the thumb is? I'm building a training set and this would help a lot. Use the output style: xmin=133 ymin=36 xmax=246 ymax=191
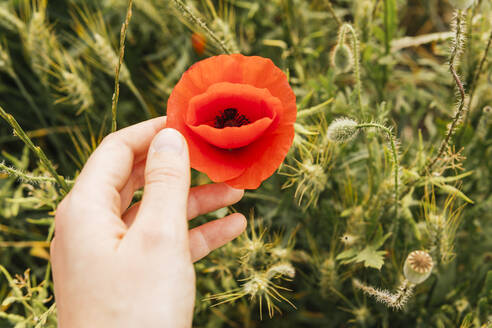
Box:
xmin=130 ymin=128 xmax=191 ymax=246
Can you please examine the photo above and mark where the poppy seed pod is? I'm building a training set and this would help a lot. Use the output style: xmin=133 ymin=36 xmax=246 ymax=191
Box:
xmin=331 ymin=43 xmax=353 ymax=73
xmin=326 ymin=118 xmax=359 ymax=143
xmin=403 ymin=251 xmax=433 ymax=284
xmin=448 ymin=0 xmax=476 ymax=9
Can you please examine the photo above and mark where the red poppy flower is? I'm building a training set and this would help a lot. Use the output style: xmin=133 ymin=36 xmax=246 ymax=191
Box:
xmin=191 ymin=33 xmax=206 ymax=55
xmin=167 ymin=54 xmax=297 ymax=189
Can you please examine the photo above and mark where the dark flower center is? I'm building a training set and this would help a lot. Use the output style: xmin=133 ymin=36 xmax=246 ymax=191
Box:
xmin=214 ymin=108 xmax=250 ymax=128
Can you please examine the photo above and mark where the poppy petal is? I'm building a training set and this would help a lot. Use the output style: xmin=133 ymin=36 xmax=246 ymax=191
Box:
xmin=232 ymin=55 xmax=297 ymax=124
xmin=185 ymin=82 xmax=279 ymax=126
xmin=166 ymin=54 xmax=297 ymax=189
xmin=188 ymin=117 xmax=273 ymax=149
xmin=225 ymin=124 xmax=295 ymax=189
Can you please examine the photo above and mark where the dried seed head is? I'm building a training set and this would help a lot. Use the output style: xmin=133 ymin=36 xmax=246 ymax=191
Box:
xmin=266 ymin=262 xmax=296 ymax=279
xmin=331 ymin=43 xmax=353 ymax=73
xmin=448 ymin=0 xmax=476 ymax=9
xmin=243 ymin=275 xmax=269 ymax=296
xmin=403 ymin=250 xmax=433 ymax=284
xmin=326 ymin=118 xmax=359 ymax=143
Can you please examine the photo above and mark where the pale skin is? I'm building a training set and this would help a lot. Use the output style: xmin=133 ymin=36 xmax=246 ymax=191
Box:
xmin=50 ymin=117 xmax=247 ymax=327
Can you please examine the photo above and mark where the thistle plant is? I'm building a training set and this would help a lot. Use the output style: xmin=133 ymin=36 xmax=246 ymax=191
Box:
xmin=282 ymin=141 xmax=333 ymax=209
xmin=205 ymin=216 xmax=297 ymax=319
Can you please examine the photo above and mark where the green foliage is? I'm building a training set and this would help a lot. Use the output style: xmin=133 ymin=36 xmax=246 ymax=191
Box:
xmin=337 ymin=227 xmax=391 ymax=270
xmin=0 ymin=0 xmax=491 ymax=327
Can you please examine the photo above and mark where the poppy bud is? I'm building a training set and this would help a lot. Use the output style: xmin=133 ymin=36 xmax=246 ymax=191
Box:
xmin=448 ymin=0 xmax=476 ymax=9
xmin=191 ymin=32 xmax=206 ymax=55
xmin=326 ymin=118 xmax=359 ymax=143
xmin=331 ymin=43 xmax=353 ymax=73
xmin=403 ymin=250 xmax=433 ymax=284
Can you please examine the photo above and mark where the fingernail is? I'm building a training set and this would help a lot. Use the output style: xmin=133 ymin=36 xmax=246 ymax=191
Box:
xmin=152 ymin=128 xmax=184 ymax=154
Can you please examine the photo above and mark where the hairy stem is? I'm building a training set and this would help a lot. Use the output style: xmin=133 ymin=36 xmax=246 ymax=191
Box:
xmin=353 ymin=278 xmax=414 ymax=310
xmin=357 ymin=123 xmax=399 ymax=220
xmin=427 ymin=10 xmax=467 ymax=172
xmin=111 ymin=0 xmax=134 ymax=132
xmin=0 ymin=161 xmax=74 ymax=185
xmin=172 ymin=0 xmax=232 ymax=54
xmin=0 ymin=105 xmax=69 ymax=193
xmin=343 ymin=24 xmax=363 ymax=113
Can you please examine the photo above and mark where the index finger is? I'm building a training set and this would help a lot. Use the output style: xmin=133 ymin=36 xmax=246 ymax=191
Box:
xmin=70 ymin=117 xmax=167 ymax=215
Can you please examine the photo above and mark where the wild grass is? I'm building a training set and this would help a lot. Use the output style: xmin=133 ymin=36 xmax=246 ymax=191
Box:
xmin=0 ymin=0 xmax=491 ymax=327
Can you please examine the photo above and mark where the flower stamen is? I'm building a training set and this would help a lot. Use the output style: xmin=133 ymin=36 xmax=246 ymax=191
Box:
xmin=214 ymin=108 xmax=250 ymax=128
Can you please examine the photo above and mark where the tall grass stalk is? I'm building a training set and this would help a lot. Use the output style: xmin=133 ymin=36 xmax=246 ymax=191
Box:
xmin=0 ymin=105 xmax=69 ymax=193
xmin=171 ymin=0 xmax=232 ymax=54
xmin=111 ymin=0 xmax=135 ymax=132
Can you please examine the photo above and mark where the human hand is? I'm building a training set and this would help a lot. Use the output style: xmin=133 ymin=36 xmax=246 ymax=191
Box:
xmin=50 ymin=117 xmax=246 ymax=327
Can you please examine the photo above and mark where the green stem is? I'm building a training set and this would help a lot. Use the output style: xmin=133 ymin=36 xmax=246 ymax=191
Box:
xmin=343 ymin=24 xmax=363 ymax=113
xmin=172 ymin=0 xmax=232 ymax=54
xmin=111 ymin=0 xmax=135 ymax=132
xmin=0 ymin=161 xmax=74 ymax=185
xmin=427 ymin=10 xmax=467 ymax=172
xmin=43 ymin=220 xmax=56 ymax=282
xmin=0 ymin=105 xmax=69 ymax=194
xmin=0 ymin=265 xmax=35 ymax=313
xmin=357 ymin=123 xmax=399 ymax=223
xmin=297 ymin=98 xmax=334 ymax=119
xmin=9 ymin=69 xmax=68 ymax=166
xmin=383 ymin=0 xmax=391 ymax=55
xmin=244 ymin=192 xmax=281 ymax=203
